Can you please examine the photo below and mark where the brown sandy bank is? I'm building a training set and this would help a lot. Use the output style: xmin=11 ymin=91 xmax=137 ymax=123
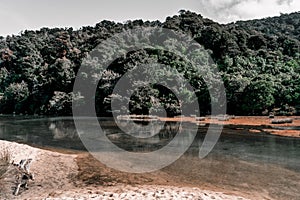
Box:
xmin=0 ymin=140 xmax=256 ymax=200
xmin=159 ymin=116 xmax=300 ymax=137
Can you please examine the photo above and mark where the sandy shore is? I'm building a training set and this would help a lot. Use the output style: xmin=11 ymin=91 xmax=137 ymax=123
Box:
xmin=160 ymin=116 xmax=300 ymax=137
xmin=0 ymin=140 xmax=250 ymax=200
xmin=45 ymin=185 xmax=248 ymax=200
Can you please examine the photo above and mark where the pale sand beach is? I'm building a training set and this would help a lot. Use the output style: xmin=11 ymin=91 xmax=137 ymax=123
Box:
xmin=0 ymin=140 xmax=250 ymax=200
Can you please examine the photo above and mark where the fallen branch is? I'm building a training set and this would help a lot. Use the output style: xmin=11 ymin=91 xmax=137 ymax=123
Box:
xmin=271 ymin=118 xmax=293 ymax=124
xmin=12 ymin=159 xmax=34 ymax=196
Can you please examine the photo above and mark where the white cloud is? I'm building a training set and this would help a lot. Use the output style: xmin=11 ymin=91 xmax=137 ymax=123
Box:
xmin=0 ymin=0 xmax=299 ymax=36
xmin=196 ymin=0 xmax=300 ymax=23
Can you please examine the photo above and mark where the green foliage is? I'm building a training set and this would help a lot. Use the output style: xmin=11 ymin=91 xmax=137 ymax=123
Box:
xmin=242 ymin=78 xmax=276 ymax=115
xmin=0 ymin=10 xmax=299 ymax=116
xmin=48 ymin=91 xmax=83 ymax=115
xmin=0 ymin=81 xmax=29 ymax=113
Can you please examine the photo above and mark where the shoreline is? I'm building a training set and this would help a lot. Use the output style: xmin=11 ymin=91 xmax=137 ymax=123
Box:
xmin=159 ymin=116 xmax=300 ymax=138
xmin=1 ymin=114 xmax=299 ymax=138
xmin=1 ymin=136 xmax=299 ymax=199
xmin=0 ymin=140 xmax=251 ymax=200
xmin=0 ymin=116 xmax=299 ymax=199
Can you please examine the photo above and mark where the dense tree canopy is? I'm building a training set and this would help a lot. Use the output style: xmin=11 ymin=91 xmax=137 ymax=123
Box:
xmin=0 ymin=10 xmax=299 ymax=116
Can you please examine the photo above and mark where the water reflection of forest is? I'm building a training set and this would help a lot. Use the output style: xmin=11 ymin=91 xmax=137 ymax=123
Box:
xmin=106 ymin=121 xmax=196 ymax=152
xmin=46 ymin=119 xmax=193 ymax=152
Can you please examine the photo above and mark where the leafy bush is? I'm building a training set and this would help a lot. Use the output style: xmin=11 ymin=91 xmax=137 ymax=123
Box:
xmin=0 ymin=81 xmax=29 ymax=113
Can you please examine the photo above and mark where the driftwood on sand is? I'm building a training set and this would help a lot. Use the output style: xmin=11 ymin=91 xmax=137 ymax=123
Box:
xmin=271 ymin=118 xmax=293 ymax=124
xmin=12 ymin=158 xmax=34 ymax=196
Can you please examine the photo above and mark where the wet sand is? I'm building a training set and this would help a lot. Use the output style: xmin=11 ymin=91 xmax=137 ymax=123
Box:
xmin=0 ymin=140 xmax=250 ymax=200
xmin=1 ymin=139 xmax=299 ymax=199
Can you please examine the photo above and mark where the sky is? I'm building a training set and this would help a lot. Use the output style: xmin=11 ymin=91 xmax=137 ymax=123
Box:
xmin=0 ymin=0 xmax=300 ymax=37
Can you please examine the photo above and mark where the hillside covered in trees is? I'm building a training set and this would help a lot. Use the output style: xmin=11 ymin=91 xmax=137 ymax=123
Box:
xmin=0 ymin=10 xmax=299 ymax=116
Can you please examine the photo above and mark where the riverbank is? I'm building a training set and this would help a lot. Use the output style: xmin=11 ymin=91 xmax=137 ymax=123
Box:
xmin=159 ymin=116 xmax=300 ymax=138
xmin=0 ymin=116 xmax=299 ymax=199
xmin=1 ymin=139 xmax=300 ymax=199
xmin=0 ymin=140 xmax=251 ymax=199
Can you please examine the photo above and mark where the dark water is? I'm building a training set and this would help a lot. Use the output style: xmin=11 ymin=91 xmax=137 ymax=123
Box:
xmin=0 ymin=116 xmax=299 ymax=172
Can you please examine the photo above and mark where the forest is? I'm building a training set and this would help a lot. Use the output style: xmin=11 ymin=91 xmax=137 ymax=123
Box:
xmin=0 ymin=10 xmax=299 ymax=116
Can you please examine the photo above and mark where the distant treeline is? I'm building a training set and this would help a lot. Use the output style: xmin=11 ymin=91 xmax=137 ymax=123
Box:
xmin=0 ymin=10 xmax=299 ymax=116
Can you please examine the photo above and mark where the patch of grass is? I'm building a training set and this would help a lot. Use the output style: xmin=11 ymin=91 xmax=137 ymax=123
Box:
xmin=0 ymin=148 xmax=11 ymax=178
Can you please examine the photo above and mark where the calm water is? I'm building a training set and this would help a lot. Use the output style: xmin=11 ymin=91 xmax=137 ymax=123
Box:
xmin=1 ymin=116 xmax=299 ymax=199
xmin=0 ymin=116 xmax=299 ymax=172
